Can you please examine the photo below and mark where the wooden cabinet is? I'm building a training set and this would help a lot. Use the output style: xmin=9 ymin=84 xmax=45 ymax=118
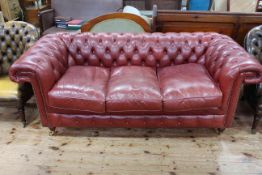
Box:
xmin=19 ymin=0 xmax=50 ymax=26
xmin=156 ymin=10 xmax=262 ymax=45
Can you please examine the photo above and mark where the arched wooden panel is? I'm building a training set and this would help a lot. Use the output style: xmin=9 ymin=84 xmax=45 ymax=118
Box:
xmin=81 ymin=13 xmax=151 ymax=33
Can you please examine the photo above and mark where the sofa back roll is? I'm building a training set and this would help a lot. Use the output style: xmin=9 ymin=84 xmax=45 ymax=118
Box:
xmin=61 ymin=32 xmax=227 ymax=69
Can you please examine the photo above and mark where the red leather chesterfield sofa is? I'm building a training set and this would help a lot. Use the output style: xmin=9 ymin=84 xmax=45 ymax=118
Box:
xmin=9 ymin=32 xmax=262 ymax=132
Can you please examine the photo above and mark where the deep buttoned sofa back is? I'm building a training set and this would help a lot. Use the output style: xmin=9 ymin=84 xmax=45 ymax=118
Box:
xmin=61 ymin=32 xmax=249 ymax=83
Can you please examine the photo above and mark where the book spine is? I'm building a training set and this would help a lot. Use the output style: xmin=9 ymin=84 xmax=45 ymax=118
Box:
xmin=56 ymin=23 xmax=68 ymax=29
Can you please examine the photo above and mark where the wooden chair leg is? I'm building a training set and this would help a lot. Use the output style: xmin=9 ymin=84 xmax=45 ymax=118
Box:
xmin=252 ymin=114 xmax=261 ymax=134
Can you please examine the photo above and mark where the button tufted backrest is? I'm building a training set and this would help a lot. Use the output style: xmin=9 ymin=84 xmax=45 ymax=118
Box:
xmin=245 ymin=25 xmax=262 ymax=63
xmin=205 ymin=34 xmax=253 ymax=83
xmin=0 ymin=21 xmax=39 ymax=75
xmin=60 ymin=32 xmax=224 ymax=68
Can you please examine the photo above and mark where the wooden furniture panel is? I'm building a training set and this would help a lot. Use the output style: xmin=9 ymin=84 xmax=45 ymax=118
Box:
xmin=157 ymin=12 xmax=237 ymax=22
xmin=159 ymin=22 xmax=235 ymax=36
xmin=19 ymin=0 xmax=51 ymax=26
xmin=24 ymin=5 xmax=48 ymax=26
xmin=156 ymin=10 xmax=262 ymax=45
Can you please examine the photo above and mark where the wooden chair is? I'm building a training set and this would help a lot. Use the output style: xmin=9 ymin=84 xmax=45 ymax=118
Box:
xmin=81 ymin=12 xmax=151 ymax=33
xmin=244 ymin=25 xmax=262 ymax=134
xmin=0 ymin=21 xmax=39 ymax=127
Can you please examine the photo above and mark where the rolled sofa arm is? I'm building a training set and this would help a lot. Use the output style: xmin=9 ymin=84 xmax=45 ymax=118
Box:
xmin=205 ymin=35 xmax=262 ymax=85
xmin=9 ymin=34 xmax=69 ymax=94
xmin=204 ymin=34 xmax=262 ymax=127
xmin=205 ymin=35 xmax=262 ymax=127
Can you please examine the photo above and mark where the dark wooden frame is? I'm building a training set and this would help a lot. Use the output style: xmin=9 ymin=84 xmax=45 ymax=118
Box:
xmin=19 ymin=0 xmax=51 ymax=26
xmin=81 ymin=12 xmax=151 ymax=33
xmin=39 ymin=8 xmax=55 ymax=34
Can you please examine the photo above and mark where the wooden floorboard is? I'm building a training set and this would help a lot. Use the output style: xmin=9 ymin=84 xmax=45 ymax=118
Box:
xmin=0 ymin=101 xmax=261 ymax=175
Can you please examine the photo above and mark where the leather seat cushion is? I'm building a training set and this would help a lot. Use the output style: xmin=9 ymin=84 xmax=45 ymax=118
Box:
xmin=48 ymin=66 xmax=110 ymax=113
xmin=106 ymin=66 xmax=162 ymax=112
xmin=158 ymin=63 xmax=223 ymax=112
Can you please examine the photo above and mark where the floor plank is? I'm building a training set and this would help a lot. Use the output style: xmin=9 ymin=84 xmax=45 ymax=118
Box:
xmin=0 ymin=101 xmax=261 ymax=175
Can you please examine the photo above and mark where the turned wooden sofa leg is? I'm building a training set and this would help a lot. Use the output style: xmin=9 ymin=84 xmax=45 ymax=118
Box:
xmin=17 ymin=83 xmax=34 ymax=128
xmin=49 ymin=127 xmax=57 ymax=136
xmin=18 ymin=103 xmax=26 ymax=128
xmin=18 ymin=86 xmax=27 ymax=128
xmin=252 ymin=114 xmax=261 ymax=134
xmin=215 ymin=128 xmax=225 ymax=135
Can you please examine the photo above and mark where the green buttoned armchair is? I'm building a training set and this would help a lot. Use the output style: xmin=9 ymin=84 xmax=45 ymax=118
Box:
xmin=244 ymin=25 xmax=262 ymax=134
xmin=0 ymin=21 xmax=39 ymax=127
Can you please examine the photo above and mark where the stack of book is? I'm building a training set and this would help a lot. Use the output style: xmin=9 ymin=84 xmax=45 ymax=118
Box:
xmin=67 ymin=19 xmax=85 ymax=30
xmin=55 ymin=17 xmax=85 ymax=30
xmin=55 ymin=16 xmax=72 ymax=29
